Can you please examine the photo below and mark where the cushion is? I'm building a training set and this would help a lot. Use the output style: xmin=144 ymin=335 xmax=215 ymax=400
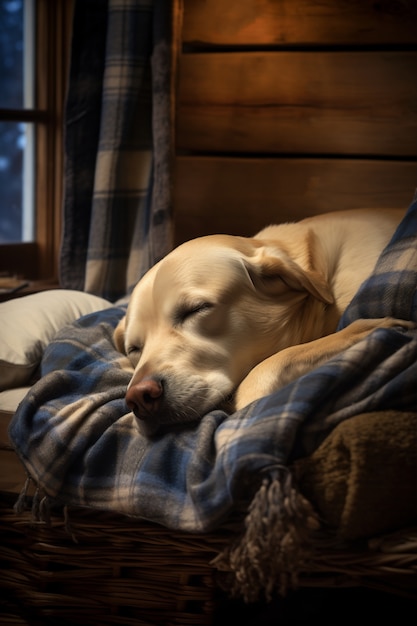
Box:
xmin=294 ymin=411 xmax=417 ymax=540
xmin=0 ymin=387 xmax=31 ymax=447
xmin=0 ymin=386 xmax=30 ymax=414
xmin=0 ymin=290 xmax=112 ymax=391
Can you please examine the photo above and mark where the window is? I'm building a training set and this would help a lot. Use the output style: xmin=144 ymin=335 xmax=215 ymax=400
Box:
xmin=0 ymin=0 xmax=73 ymax=281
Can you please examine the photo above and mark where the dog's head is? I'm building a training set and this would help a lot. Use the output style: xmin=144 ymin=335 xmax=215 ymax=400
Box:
xmin=114 ymin=233 xmax=333 ymax=436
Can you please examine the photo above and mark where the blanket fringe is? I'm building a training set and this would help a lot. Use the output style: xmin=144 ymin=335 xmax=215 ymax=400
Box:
xmin=29 ymin=487 xmax=52 ymax=524
xmin=13 ymin=475 xmax=53 ymax=525
xmin=212 ymin=467 xmax=320 ymax=602
xmin=13 ymin=474 xmax=32 ymax=514
xmin=13 ymin=477 xmax=80 ymax=542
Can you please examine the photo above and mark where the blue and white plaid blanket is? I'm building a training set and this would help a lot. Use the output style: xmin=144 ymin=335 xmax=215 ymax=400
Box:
xmin=9 ymin=200 xmax=417 ymax=579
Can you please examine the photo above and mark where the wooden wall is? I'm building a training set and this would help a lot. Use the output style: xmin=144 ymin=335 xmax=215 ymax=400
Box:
xmin=172 ymin=0 xmax=417 ymax=244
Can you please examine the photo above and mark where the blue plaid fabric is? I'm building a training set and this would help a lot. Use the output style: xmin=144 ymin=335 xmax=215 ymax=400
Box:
xmin=10 ymin=198 xmax=417 ymax=532
xmin=60 ymin=0 xmax=173 ymax=302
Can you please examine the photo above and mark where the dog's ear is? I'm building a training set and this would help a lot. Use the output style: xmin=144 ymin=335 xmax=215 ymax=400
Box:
xmin=244 ymin=251 xmax=334 ymax=304
xmin=113 ymin=316 xmax=127 ymax=353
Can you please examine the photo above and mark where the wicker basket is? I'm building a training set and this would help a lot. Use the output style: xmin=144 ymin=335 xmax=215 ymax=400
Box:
xmin=1 ymin=493 xmax=417 ymax=626
xmin=0 ymin=496 xmax=231 ymax=625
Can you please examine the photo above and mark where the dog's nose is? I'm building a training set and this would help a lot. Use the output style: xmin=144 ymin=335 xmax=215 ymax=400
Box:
xmin=126 ymin=377 xmax=163 ymax=419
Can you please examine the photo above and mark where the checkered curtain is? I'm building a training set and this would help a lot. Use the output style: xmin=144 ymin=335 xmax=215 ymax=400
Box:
xmin=60 ymin=0 xmax=174 ymax=301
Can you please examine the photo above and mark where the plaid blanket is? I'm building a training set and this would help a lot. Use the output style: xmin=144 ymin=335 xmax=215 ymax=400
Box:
xmin=9 ymin=199 xmax=417 ymax=597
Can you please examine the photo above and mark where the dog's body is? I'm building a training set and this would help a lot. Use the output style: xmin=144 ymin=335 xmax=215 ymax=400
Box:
xmin=115 ymin=208 xmax=406 ymax=436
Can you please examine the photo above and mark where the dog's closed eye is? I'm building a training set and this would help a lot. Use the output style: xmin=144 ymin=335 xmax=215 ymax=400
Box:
xmin=175 ymin=302 xmax=214 ymax=325
xmin=127 ymin=345 xmax=142 ymax=355
xmin=126 ymin=345 xmax=143 ymax=365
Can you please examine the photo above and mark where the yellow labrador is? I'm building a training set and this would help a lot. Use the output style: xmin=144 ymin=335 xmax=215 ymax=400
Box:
xmin=115 ymin=208 xmax=407 ymax=436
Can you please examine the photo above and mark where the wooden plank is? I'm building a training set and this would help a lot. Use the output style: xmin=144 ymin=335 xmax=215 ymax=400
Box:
xmin=173 ymin=156 xmax=417 ymax=243
xmin=177 ymin=51 xmax=417 ymax=156
xmin=182 ymin=0 xmax=417 ymax=46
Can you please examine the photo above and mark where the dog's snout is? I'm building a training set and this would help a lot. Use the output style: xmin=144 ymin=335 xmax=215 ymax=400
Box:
xmin=126 ymin=377 xmax=164 ymax=420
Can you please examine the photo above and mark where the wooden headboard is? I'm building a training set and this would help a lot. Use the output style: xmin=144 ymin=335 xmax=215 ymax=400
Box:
xmin=172 ymin=0 xmax=417 ymax=245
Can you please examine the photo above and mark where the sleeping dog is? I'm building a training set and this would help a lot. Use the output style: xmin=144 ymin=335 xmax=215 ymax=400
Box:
xmin=114 ymin=208 xmax=408 ymax=436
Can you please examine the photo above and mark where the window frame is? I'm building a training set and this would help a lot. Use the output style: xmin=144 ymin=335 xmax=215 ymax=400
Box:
xmin=0 ymin=0 xmax=73 ymax=281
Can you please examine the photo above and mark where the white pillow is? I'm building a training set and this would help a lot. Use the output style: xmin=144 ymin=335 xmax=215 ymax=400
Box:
xmin=0 ymin=386 xmax=30 ymax=412
xmin=0 ymin=289 xmax=112 ymax=391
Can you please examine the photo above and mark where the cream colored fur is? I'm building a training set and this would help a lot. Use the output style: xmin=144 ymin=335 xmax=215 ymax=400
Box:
xmin=114 ymin=208 xmax=408 ymax=436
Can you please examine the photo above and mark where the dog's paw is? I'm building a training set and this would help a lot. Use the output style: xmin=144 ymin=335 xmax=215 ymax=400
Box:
xmin=346 ymin=317 xmax=415 ymax=337
xmin=234 ymin=317 xmax=416 ymax=412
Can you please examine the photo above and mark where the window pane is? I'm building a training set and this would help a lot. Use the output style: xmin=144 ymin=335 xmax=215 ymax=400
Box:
xmin=0 ymin=0 xmax=34 ymax=108
xmin=0 ymin=121 xmax=34 ymax=242
xmin=0 ymin=0 xmax=35 ymax=244
xmin=0 ymin=0 xmax=24 ymax=108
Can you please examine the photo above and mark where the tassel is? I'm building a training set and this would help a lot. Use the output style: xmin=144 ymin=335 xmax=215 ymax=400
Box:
xmin=30 ymin=487 xmax=50 ymax=524
xmin=213 ymin=468 xmax=320 ymax=602
xmin=31 ymin=487 xmax=42 ymax=521
xmin=39 ymin=495 xmax=51 ymax=526
xmin=14 ymin=474 xmax=32 ymax=514
xmin=63 ymin=506 xmax=79 ymax=543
